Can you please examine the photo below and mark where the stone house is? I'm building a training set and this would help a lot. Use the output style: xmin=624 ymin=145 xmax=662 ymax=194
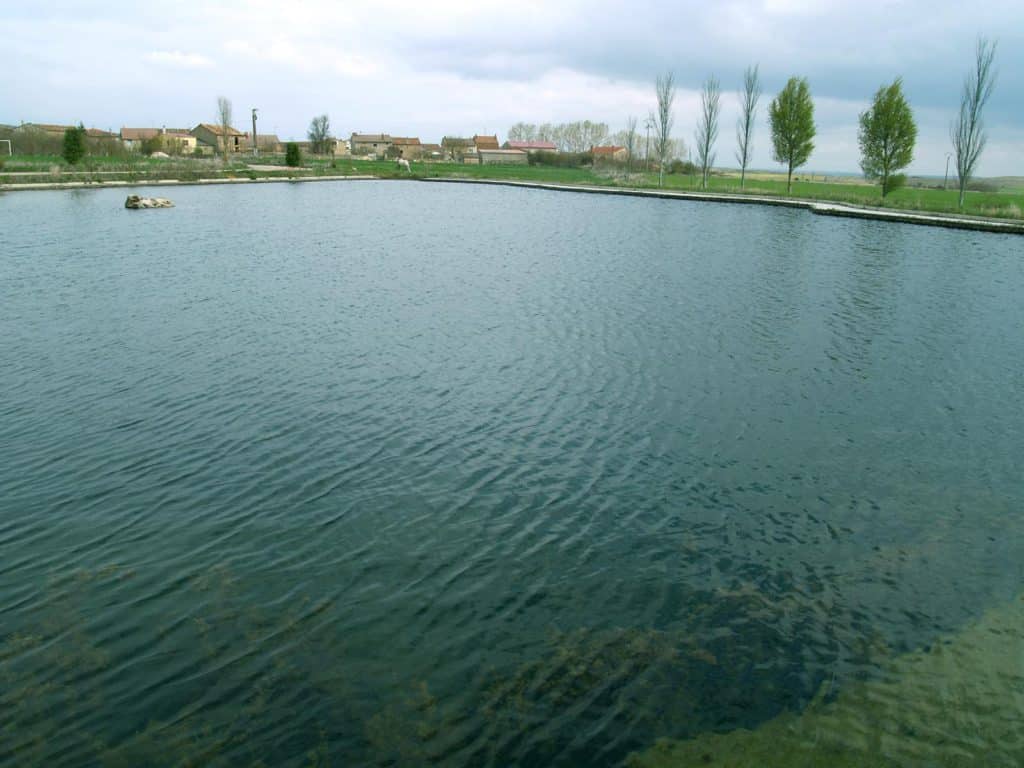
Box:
xmin=478 ymin=149 xmax=528 ymax=165
xmin=504 ymin=140 xmax=558 ymax=154
xmin=350 ymin=133 xmax=392 ymax=157
xmin=391 ymin=137 xmax=423 ymax=159
xmin=420 ymin=143 xmax=444 ymax=160
xmin=121 ymin=127 xmax=197 ymax=154
xmin=192 ymin=123 xmax=248 ymax=154
xmin=591 ymin=145 xmax=629 ymax=162
xmin=441 ymin=136 xmax=473 ymax=161
xmin=473 ymin=134 xmax=500 ymax=152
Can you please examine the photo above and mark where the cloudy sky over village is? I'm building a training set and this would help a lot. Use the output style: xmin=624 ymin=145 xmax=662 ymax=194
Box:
xmin=4 ymin=0 xmax=1023 ymax=175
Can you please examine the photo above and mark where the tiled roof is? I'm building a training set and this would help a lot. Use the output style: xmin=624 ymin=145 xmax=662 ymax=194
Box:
xmin=193 ymin=123 xmax=246 ymax=137
xmin=351 ymin=133 xmax=391 ymax=142
xmin=392 ymin=137 xmax=421 ymax=145
xmin=473 ymin=134 xmax=500 ymax=149
xmin=121 ymin=128 xmax=160 ymax=141
xmin=591 ymin=145 xmax=626 ymax=155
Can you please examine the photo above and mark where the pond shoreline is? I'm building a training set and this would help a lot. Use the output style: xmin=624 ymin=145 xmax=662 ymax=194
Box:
xmin=422 ymin=177 xmax=1024 ymax=236
xmin=3 ymin=172 xmax=1021 ymax=235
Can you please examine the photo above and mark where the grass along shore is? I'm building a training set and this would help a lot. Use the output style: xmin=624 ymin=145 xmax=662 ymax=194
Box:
xmin=3 ymin=154 xmax=1023 ymax=222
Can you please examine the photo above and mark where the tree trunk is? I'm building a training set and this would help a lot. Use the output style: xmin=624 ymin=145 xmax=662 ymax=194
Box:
xmin=787 ymin=162 xmax=793 ymax=194
xmin=740 ymin=168 xmax=746 ymax=190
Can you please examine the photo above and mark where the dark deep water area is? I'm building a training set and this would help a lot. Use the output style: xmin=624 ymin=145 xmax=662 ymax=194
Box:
xmin=1 ymin=181 xmax=1022 ymax=766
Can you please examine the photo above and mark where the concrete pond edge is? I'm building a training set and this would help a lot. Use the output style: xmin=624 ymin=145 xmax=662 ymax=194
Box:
xmin=421 ymin=177 xmax=1024 ymax=236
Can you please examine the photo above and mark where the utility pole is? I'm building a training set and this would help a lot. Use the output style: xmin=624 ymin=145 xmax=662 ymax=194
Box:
xmin=944 ymin=152 xmax=952 ymax=190
xmin=251 ymin=108 xmax=258 ymax=157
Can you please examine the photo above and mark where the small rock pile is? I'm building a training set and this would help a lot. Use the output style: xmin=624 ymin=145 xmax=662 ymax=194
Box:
xmin=125 ymin=195 xmax=174 ymax=209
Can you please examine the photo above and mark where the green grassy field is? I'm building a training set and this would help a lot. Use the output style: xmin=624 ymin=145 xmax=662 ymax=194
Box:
xmin=3 ymin=153 xmax=1022 ymax=221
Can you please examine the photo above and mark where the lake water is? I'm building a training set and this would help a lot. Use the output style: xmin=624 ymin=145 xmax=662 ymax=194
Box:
xmin=1 ymin=181 xmax=1022 ymax=767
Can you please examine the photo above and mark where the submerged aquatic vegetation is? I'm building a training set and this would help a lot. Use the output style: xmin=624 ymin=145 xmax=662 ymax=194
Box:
xmin=471 ymin=579 xmax=890 ymax=766
xmin=627 ymin=592 xmax=1024 ymax=767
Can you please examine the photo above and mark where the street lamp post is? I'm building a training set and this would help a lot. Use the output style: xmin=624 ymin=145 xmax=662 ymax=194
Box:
xmin=252 ymin=108 xmax=259 ymax=157
xmin=944 ymin=152 xmax=952 ymax=190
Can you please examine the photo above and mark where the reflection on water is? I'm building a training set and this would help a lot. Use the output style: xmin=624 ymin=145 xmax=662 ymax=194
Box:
xmin=1 ymin=182 xmax=1022 ymax=766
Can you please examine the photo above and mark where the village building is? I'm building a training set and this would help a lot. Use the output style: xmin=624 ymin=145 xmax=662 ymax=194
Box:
xmin=295 ymin=137 xmax=348 ymax=156
xmin=121 ymin=127 xmax=197 ymax=154
xmin=350 ymin=133 xmax=392 ymax=157
xmin=391 ymin=137 xmax=422 ymax=160
xmin=591 ymin=145 xmax=629 ymax=162
xmin=472 ymin=134 xmax=500 ymax=152
xmin=191 ymin=123 xmax=248 ymax=154
xmin=21 ymin=123 xmax=118 ymax=143
xmin=120 ymin=127 xmax=159 ymax=149
xmin=420 ymin=143 xmax=444 ymax=161
xmin=503 ymin=140 xmax=558 ymax=153
xmin=478 ymin=148 xmax=528 ymax=165
xmin=159 ymin=130 xmax=197 ymax=154
xmin=441 ymin=136 xmax=474 ymax=161
xmin=253 ymin=134 xmax=283 ymax=154
xmin=83 ymin=128 xmax=119 ymax=141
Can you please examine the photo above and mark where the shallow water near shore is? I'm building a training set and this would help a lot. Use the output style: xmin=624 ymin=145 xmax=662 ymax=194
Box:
xmin=1 ymin=181 xmax=1022 ymax=766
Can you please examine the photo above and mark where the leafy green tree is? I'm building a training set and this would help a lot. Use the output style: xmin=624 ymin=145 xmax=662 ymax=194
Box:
xmin=285 ymin=142 xmax=302 ymax=167
xmin=141 ymin=135 xmax=163 ymax=156
xmin=62 ymin=124 xmax=87 ymax=165
xmin=768 ymin=77 xmax=815 ymax=193
xmin=858 ymin=78 xmax=917 ymax=197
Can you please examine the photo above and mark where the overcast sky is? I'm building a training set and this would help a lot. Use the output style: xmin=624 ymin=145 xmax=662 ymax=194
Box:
xmin=3 ymin=0 xmax=1022 ymax=175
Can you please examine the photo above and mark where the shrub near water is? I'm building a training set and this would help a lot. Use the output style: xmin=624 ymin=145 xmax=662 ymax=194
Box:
xmin=61 ymin=124 xmax=87 ymax=165
xmin=285 ymin=142 xmax=302 ymax=167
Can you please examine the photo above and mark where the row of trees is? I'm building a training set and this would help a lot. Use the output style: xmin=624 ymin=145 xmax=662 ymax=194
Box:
xmin=507 ymin=121 xmax=612 ymax=153
xmin=648 ymin=36 xmax=997 ymax=207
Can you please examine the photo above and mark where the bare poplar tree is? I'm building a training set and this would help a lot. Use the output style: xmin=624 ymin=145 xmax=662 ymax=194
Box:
xmin=695 ymin=75 xmax=721 ymax=189
xmin=307 ymin=114 xmax=331 ymax=155
xmin=736 ymin=64 xmax=761 ymax=189
xmin=951 ymin=36 xmax=998 ymax=210
xmin=654 ymin=72 xmax=676 ymax=188
xmin=217 ymin=95 xmax=233 ymax=163
xmin=624 ymin=116 xmax=638 ymax=174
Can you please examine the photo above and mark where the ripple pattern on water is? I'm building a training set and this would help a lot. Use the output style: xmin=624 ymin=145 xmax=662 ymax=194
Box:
xmin=1 ymin=182 xmax=1023 ymax=766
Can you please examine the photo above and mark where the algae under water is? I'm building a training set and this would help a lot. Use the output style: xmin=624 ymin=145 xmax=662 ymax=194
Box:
xmin=627 ymin=591 xmax=1024 ymax=767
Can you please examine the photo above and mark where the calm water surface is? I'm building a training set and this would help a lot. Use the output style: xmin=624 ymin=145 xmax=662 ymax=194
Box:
xmin=1 ymin=181 xmax=1022 ymax=766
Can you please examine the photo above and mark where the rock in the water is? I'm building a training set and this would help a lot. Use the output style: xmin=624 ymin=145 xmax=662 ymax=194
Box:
xmin=125 ymin=195 xmax=174 ymax=209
